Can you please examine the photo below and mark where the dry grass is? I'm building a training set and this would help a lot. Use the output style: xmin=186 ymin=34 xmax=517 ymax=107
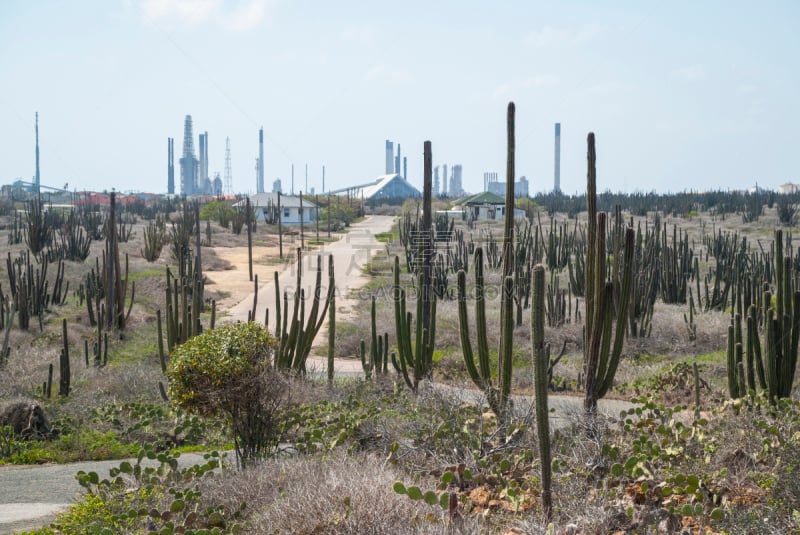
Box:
xmin=199 ymin=451 xmax=490 ymax=534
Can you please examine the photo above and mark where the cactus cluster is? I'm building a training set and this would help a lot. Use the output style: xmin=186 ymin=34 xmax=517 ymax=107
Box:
xmin=728 ymin=229 xmax=800 ymax=403
xmin=141 ymin=215 xmax=167 ymax=262
xmin=392 ymin=256 xmax=437 ymax=391
xmin=361 ymin=296 xmax=389 ymax=379
xmin=583 ymin=133 xmax=635 ymax=413
xmin=5 ymin=250 xmax=68 ymax=331
xmin=272 ymin=249 xmax=335 ymax=374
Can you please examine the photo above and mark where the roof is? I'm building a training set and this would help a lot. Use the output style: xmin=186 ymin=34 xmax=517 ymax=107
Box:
xmin=234 ymin=192 xmax=318 ymax=209
xmin=361 ymin=174 xmax=420 ymax=199
xmin=327 ymin=174 xmax=421 ymax=199
xmin=452 ymin=191 xmax=505 ymax=206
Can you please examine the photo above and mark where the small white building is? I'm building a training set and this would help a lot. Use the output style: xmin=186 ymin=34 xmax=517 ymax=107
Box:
xmin=451 ymin=192 xmax=526 ymax=221
xmin=234 ymin=192 xmax=318 ymax=225
xmin=778 ymin=182 xmax=800 ymax=195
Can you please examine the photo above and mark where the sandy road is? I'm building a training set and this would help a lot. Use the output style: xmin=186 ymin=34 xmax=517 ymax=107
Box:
xmin=221 ymin=214 xmax=396 ymax=374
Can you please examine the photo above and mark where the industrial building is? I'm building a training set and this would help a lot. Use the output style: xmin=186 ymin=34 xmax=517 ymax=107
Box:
xmin=174 ymin=115 xmax=220 ymax=196
xmin=432 ymin=163 xmax=465 ymax=197
xmin=179 ymin=115 xmax=198 ymax=195
xmin=484 ymin=172 xmax=529 ymax=198
xmin=329 ymin=174 xmax=421 ymax=202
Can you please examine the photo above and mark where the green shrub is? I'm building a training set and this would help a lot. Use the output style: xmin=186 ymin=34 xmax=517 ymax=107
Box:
xmin=168 ymin=322 xmax=284 ymax=467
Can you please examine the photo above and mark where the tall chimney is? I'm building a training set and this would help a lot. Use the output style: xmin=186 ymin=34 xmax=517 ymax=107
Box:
xmin=257 ymin=127 xmax=265 ymax=193
xmin=395 ymin=144 xmax=401 ymax=175
xmin=403 ymin=157 xmax=407 ymax=180
xmin=167 ymin=137 xmax=175 ymax=194
xmin=554 ymin=122 xmax=561 ymax=193
xmin=199 ymin=132 xmax=208 ymax=194
xmin=34 ymin=112 xmax=40 ymax=193
xmin=442 ymin=164 xmax=448 ymax=196
xmin=433 ymin=166 xmax=440 ymax=196
xmin=385 ymin=140 xmax=393 ymax=174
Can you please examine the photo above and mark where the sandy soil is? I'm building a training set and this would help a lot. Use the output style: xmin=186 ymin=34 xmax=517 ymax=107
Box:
xmin=208 ymin=215 xmax=396 ymax=374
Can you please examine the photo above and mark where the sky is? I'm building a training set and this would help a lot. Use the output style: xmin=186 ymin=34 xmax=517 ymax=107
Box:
xmin=1 ymin=1 xmax=798 ymax=196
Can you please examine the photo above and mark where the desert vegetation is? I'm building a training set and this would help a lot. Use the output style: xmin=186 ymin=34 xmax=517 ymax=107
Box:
xmin=2 ymin=105 xmax=800 ymax=535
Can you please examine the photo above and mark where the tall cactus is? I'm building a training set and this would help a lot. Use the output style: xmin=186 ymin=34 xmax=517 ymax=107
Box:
xmin=531 ymin=264 xmax=551 ymax=521
xmin=327 ymin=257 xmax=336 ymax=388
xmin=583 ymin=133 xmax=635 ymax=413
xmin=392 ymin=141 xmax=436 ymax=391
xmin=457 ymin=102 xmax=516 ymax=420
xmin=59 ymin=319 xmax=70 ymax=397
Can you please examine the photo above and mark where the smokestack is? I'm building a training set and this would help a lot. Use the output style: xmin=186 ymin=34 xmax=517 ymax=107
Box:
xmin=34 ymin=112 xmax=40 ymax=193
xmin=257 ymin=127 xmax=265 ymax=193
xmin=442 ymin=164 xmax=448 ymax=196
xmin=403 ymin=157 xmax=407 ymax=180
xmin=395 ymin=144 xmax=401 ymax=175
xmin=385 ymin=140 xmax=393 ymax=174
xmin=199 ymin=132 xmax=208 ymax=194
xmin=167 ymin=137 xmax=175 ymax=194
xmin=554 ymin=123 xmax=561 ymax=193
xmin=434 ymin=166 xmax=440 ymax=196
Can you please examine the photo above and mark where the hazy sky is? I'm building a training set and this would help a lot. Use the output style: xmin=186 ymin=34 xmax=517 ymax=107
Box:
xmin=1 ymin=1 xmax=798 ymax=196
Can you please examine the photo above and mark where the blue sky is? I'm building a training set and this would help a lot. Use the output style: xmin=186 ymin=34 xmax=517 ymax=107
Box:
xmin=1 ymin=1 xmax=797 ymax=196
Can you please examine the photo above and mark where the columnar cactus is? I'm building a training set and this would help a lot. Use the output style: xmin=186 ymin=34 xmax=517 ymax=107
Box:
xmin=327 ymin=257 xmax=336 ymax=388
xmin=584 ymin=133 xmax=635 ymax=413
xmin=392 ymin=141 xmax=436 ymax=391
xmin=531 ymin=264 xmax=551 ymax=520
xmin=59 ymin=318 xmax=70 ymax=397
xmin=457 ymin=102 xmax=517 ymax=420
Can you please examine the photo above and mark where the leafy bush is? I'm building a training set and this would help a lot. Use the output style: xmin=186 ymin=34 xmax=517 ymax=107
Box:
xmin=199 ymin=199 xmax=236 ymax=229
xmin=168 ymin=322 xmax=284 ymax=467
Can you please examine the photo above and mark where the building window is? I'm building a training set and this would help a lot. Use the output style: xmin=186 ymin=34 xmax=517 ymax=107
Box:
xmin=284 ymin=208 xmax=290 ymax=218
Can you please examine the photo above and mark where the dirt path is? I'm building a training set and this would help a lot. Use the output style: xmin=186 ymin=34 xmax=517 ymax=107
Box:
xmin=217 ymin=215 xmax=396 ymax=374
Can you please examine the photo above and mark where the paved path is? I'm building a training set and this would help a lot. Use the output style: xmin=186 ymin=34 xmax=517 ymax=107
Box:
xmin=0 ymin=453 xmax=208 ymax=534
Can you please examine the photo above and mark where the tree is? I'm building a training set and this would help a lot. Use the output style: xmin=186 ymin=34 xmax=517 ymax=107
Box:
xmin=167 ymin=322 xmax=285 ymax=468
